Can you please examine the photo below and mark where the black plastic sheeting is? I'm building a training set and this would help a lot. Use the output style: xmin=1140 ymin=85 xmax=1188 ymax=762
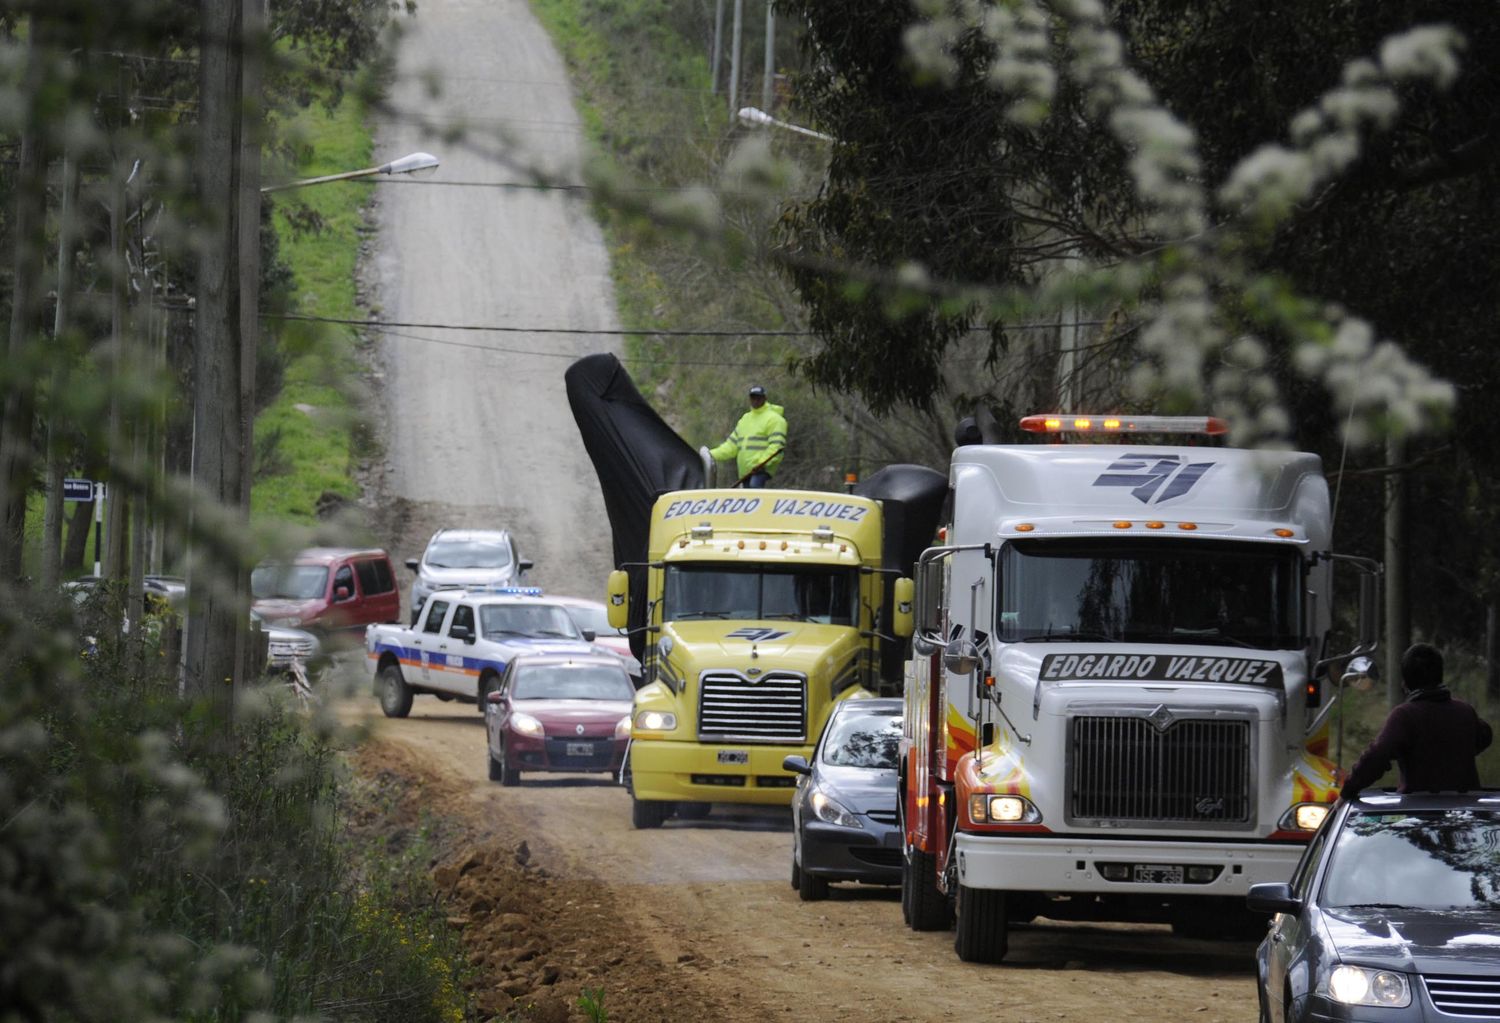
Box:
xmin=565 ymin=353 xmax=704 ymax=658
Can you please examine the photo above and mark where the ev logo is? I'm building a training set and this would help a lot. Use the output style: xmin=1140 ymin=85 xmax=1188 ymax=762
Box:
xmin=726 ymin=627 xmax=790 ymax=642
xmin=1093 ymin=453 xmax=1215 ymax=504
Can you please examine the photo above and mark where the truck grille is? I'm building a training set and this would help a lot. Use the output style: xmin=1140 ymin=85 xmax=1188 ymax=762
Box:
xmin=1069 ymin=714 xmax=1252 ymax=826
xmin=697 ymin=671 xmax=806 ymax=743
xmin=1424 ymin=975 xmax=1500 ymax=1018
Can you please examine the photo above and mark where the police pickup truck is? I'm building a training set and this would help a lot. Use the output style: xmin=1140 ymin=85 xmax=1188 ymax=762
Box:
xmin=367 ymin=587 xmax=600 ymax=718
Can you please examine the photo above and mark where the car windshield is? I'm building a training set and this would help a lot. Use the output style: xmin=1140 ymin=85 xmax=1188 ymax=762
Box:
xmin=821 ymin=711 xmax=902 ymax=769
xmin=251 ymin=564 xmax=328 ymax=600
xmin=996 ymin=539 xmax=1302 ymax=649
xmin=425 ymin=537 xmax=511 ymax=570
xmin=480 ymin=603 xmax=580 ymax=639
xmin=1322 ymin=809 xmax=1500 ymax=911
xmin=511 ymin=665 xmax=633 ymax=701
xmin=562 ymin=603 xmax=615 ymax=635
xmin=663 ymin=564 xmax=858 ymax=624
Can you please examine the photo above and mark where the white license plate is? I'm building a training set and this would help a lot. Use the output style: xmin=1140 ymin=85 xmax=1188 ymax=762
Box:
xmin=717 ymin=749 xmax=749 ymax=765
xmin=565 ymin=742 xmax=595 ymax=757
xmin=1133 ymin=863 xmax=1184 ymax=884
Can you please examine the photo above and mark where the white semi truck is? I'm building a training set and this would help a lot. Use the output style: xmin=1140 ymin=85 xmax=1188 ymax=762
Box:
xmin=900 ymin=414 xmax=1379 ymax=962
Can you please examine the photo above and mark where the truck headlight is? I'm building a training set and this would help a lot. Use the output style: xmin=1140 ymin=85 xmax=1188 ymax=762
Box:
xmin=810 ymin=788 xmax=861 ymax=829
xmin=614 ymin=715 xmax=632 ymax=739
xmin=1327 ymin=965 xmax=1411 ymax=1007
xmin=1279 ymin=802 xmax=1331 ymax=832
xmin=510 ymin=712 xmax=544 ymax=737
xmin=967 ymin=793 xmax=1041 ymax=825
xmin=634 ymin=710 xmax=676 ymax=731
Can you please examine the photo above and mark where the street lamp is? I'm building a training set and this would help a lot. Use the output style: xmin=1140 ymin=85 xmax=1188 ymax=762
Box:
xmin=261 ymin=151 xmax=440 ymax=193
xmin=736 ymin=107 xmax=833 ymax=142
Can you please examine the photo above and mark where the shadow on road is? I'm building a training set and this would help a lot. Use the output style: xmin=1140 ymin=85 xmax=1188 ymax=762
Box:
xmin=1001 ymin=919 xmax=1258 ymax=975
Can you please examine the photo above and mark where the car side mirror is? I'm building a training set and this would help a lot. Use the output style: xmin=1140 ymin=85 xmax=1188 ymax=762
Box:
xmin=782 ymin=754 xmax=812 ymax=776
xmin=335 ymin=586 xmax=352 ymax=602
xmin=450 ymin=624 xmax=473 ymax=642
xmin=1246 ymin=882 xmax=1302 ymax=916
xmin=1341 ymin=654 xmax=1378 ymax=692
xmin=519 ymin=559 xmax=534 ymax=574
xmin=404 ymin=558 xmax=419 ymax=572
xmin=485 ymin=689 xmax=505 ymax=705
xmin=582 ymin=629 xmax=596 ymax=642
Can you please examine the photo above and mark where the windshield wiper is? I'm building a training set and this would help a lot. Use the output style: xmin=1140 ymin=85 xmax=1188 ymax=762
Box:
xmin=1338 ymin=903 xmax=1407 ymax=910
xmin=535 ymin=630 xmax=575 ymax=638
xmin=763 ymin=612 xmax=805 ymax=620
xmin=1020 ymin=632 xmax=1117 ymax=643
xmin=1161 ymin=628 xmax=1257 ymax=648
xmin=676 ymin=610 xmax=730 ymax=619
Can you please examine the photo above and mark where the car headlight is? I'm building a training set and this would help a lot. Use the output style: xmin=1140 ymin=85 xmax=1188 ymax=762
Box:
xmin=634 ymin=710 xmax=676 ymax=731
xmin=510 ymin=712 xmax=545 ymax=737
xmin=967 ymin=793 xmax=1042 ymax=825
xmin=614 ymin=715 xmax=632 ymax=739
xmin=810 ymin=788 xmax=862 ymax=829
xmin=1326 ymin=965 xmax=1411 ymax=1007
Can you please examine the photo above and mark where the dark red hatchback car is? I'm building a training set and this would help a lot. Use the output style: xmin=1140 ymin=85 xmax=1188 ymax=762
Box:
xmin=250 ymin=547 xmax=400 ymax=633
xmin=484 ymin=653 xmax=634 ymax=786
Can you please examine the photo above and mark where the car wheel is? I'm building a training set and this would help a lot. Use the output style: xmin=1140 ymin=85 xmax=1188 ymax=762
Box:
xmin=676 ymin=801 xmax=711 ymax=820
xmin=631 ymin=797 xmax=672 ymax=829
xmin=498 ymin=741 xmax=520 ymax=787
xmin=798 ymin=863 xmax=830 ymax=902
xmin=791 ymin=853 xmax=801 ymax=891
xmin=476 ymin=672 xmax=500 ymax=716
xmin=378 ymin=663 xmax=412 ymax=718
xmin=435 ymin=693 xmax=453 ymax=702
xmin=487 ymin=746 xmax=504 ymax=782
xmin=953 ymin=883 xmax=1008 ymax=963
xmin=904 ymin=844 xmax=952 ymax=931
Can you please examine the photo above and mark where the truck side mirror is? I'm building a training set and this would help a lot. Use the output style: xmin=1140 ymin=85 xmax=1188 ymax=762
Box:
xmin=606 ymin=570 xmax=630 ymax=630
xmin=943 ymin=637 xmax=980 ymax=677
xmin=581 ymin=629 xmax=596 ymax=642
xmin=893 ymin=577 xmax=914 ymax=639
xmin=519 ymin=559 xmax=535 ymax=575
xmin=1357 ymin=570 xmax=1381 ymax=651
xmin=404 ymin=558 xmax=419 ymax=572
xmin=1340 ymin=654 xmax=1378 ymax=692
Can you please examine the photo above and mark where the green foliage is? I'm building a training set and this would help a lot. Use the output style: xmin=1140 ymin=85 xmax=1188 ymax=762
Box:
xmin=577 ymin=987 xmax=609 ymax=1023
xmin=0 ymin=588 xmax=472 ymax=1021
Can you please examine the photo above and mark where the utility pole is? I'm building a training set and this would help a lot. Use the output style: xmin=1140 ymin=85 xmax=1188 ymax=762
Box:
xmin=728 ymin=0 xmax=743 ymax=116
xmin=710 ymin=0 xmax=725 ymax=95
xmin=186 ymin=0 xmax=253 ymax=711
xmin=761 ymin=2 xmax=775 ymax=115
xmin=1384 ymin=436 xmax=1409 ymax=706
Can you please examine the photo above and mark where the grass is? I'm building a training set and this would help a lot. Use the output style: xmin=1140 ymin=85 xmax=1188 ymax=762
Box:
xmin=253 ymin=91 xmax=376 ymax=523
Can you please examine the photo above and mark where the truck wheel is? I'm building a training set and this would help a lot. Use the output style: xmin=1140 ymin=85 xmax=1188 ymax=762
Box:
xmin=954 ymin=883 xmax=1009 ymax=963
xmin=477 ymin=672 xmax=500 ymax=716
xmin=798 ymin=866 xmax=830 ymax=902
xmin=904 ymin=845 xmax=952 ymax=931
xmin=378 ymin=664 xmax=413 ymax=718
xmin=631 ymin=797 xmax=672 ymax=829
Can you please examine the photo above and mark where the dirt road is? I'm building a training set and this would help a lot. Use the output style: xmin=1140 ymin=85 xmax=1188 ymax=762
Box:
xmin=357 ymin=1 xmax=1262 ymax=1019
xmin=353 ymin=703 xmax=1260 ymax=1022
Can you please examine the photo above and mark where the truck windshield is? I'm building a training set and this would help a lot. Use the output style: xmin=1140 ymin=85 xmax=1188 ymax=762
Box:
xmin=664 ymin=564 xmax=858 ymax=625
xmin=480 ymin=603 xmax=580 ymax=639
xmin=996 ymin=539 xmax=1302 ymax=649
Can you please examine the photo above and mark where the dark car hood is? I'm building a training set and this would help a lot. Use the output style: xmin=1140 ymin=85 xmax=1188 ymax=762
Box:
xmin=814 ymin=764 xmax=898 ymax=815
xmin=514 ymin=698 xmax=632 ymax=729
xmin=1322 ymin=906 xmax=1500 ymax=974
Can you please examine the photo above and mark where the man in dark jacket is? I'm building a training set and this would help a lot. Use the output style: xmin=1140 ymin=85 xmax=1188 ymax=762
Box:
xmin=1340 ymin=642 xmax=1493 ymax=800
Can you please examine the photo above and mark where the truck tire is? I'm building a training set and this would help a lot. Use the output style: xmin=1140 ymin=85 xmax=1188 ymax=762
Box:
xmin=631 ymin=797 xmax=672 ymax=829
xmin=378 ymin=664 xmax=413 ymax=718
xmin=477 ymin=671 xmax=500 ymax=716
xmin=798 ymin=866 xmax=830 ymax=902
xmin=904 ymin=845 xmax=952 ymax=931
xmin=954 ymin=883 xmax=1008 ymax=963
xmin=676 ymin=801 xmax=712 ymax=820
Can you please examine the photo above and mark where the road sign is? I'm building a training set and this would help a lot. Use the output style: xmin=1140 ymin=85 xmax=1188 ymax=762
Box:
xmin=63 ymin=478 xmax=94 ymax=502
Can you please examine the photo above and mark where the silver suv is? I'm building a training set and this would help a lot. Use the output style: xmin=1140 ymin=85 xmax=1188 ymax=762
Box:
xmin=405 ymin=528 xmax=533 ymax=624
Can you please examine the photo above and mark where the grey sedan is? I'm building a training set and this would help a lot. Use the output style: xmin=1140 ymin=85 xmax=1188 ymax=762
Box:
xmin=1248 ymin=791 xmax=1500 ymax=1022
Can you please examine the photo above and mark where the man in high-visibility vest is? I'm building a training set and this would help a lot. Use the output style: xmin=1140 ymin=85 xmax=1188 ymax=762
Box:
xmin=709 ymin=385 xmax=787 ymax=488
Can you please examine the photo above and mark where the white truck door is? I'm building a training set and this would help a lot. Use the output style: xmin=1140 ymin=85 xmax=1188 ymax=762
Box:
xmin=414 ymin=598 xmax=454 ymax=690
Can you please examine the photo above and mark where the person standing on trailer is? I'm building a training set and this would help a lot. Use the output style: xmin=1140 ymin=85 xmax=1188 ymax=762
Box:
xmin=709 ymin=385 xmax=787 ymax=488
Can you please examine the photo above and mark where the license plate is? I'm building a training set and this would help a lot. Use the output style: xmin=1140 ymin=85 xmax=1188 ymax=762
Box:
xmin=717 ymin=749 xmax=749 ymax=765
xmin=1133 ymin=863 xmax=1184 ymax=884
xmin=566 ymin=742 xmax=595 ymax=757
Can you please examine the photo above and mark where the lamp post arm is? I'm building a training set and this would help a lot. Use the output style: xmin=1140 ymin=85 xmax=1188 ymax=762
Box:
xmin=261 ymin=151 xmax=439 ymax=193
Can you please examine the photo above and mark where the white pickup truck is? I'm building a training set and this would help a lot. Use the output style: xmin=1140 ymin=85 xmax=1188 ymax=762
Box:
xmin=366 ymin=587 xmax=599 ymax=718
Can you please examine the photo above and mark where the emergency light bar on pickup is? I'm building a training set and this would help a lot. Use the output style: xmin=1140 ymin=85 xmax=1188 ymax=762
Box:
xmin=1019 ymin=413 xmax=1229 ymax=435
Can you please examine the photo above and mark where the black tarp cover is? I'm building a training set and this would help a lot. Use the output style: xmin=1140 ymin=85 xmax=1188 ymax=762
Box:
xmin=566 ymin=354 xmax=704 ymax=658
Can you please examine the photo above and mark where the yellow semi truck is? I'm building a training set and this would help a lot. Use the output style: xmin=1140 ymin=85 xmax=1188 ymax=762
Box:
xmin=607 ymin=488 xmax=915 ymax=828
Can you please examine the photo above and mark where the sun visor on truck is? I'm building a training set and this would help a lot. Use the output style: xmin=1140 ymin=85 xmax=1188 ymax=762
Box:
xmin=566 ymin=354 xmax=705 ymax=659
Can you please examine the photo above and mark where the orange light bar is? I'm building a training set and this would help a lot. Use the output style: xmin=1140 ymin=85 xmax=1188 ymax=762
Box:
xmin=1020 ymin=413 xmax=1230 ymax=436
